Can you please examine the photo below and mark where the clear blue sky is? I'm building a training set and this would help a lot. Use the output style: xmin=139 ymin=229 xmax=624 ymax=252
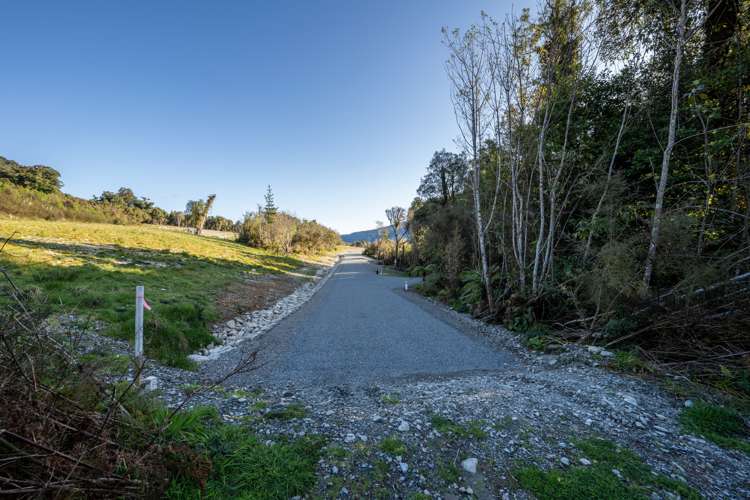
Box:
xmin=1 ymin=1 xmax=532 ymax=234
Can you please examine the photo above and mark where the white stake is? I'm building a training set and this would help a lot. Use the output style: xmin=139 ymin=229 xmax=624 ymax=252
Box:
xmin=135 ymin=285 xmax=144 ymax=383
xmin=404 ymin=281 xmax=408 ymax=292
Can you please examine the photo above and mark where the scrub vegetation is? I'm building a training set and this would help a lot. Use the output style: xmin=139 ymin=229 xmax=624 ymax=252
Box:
xmin=0 ymin=283 xmax=326 ymax=499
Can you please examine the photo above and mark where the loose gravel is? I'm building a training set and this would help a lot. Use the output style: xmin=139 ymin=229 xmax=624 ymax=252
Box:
xmin=64 ymin=253 xmax=750 ymax=499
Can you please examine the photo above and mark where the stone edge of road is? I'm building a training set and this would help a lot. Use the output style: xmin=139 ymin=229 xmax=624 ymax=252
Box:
xmin=188 ymin=253 xmax=346 ymax=363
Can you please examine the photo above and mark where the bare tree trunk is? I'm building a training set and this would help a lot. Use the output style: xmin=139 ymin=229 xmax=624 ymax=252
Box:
xmin=471 ymin=87 xmax=493 ymax=311
xmin=196 ymin=194 xmax=216 ymax=236
xmin=542 ymin=85 xmax=578 ymax=284
xmin=444 ymin=25 xmax=493 ymax=312
xmin=584 ymin=104 xmax=629 ymax=260
xmin=696 ymin=112 xmax=713 ymax=256
xmin=532 ymin=106 xmax=551 ymax=294
xmin=643 ymin=0 xmax=687 ymax=291
xmin=472 ymin=159 xmax=494 ymax=310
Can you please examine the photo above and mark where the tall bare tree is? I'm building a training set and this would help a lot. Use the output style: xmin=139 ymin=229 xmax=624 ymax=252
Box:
xmin=443 ymin=24 xmax=494 ymax=311
xmin=385 ymin=206 xmax=406 ymax=269
xmin=642 ymin=0 xmax=690 ymax=290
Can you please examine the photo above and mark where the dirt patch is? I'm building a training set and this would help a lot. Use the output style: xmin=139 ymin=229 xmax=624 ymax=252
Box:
xmin=215 ymin=273 xmax=308 ymax=322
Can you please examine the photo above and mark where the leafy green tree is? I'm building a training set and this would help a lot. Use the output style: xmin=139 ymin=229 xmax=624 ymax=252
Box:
xmin=417 ymin=150 xmax=468 ymax=205
xmin=205 ymin=215 xmax=236 ymax=232
xmin=0 ymin=156 xmax=62 ymax=193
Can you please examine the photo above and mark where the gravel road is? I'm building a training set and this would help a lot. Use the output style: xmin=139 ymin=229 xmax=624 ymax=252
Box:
xmin=77 ymin=251 xmax=749 ymax=497
xmin=203 ymin=251 xmax=516 ymax=387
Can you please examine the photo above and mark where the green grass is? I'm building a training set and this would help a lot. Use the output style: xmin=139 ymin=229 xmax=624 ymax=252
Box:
xmin=79 ymin=351 xmax=131 ymax=375
xmin=679 ymin=401 xmax=750 ymax=453
xmin=165 ymin=420 xmax=326 ymax=499
xmin=610 ymin=351 xmax=654 ymax=374
xmin=380 ymin=393 xmax=400 ymax=405
xmin=250 ymin=401 xmax=268 ymax=411
xmin=379 ymin=436 xmax=407 ymax=456
xmin=0 ymin=218 xmax=314 ymax=368
xmin=493 ymin=415 xmax=515 ymax=431
xmin=326 ymin=445 xmax=349 ymax=461
xmin=180 ymin=383 xmax=202 ymax=396
xmin=430 ymin=415 xmax=487 ymax=440
xmin=131 ymin=404 xmax=326 ymax=499
xmin=408 ymin=493 xmax=432 ymax=500
xmin=437 ymin=461 xmax=461 ymax=483
xmin=515 ymin=438 xmax=700 ymax=500
xmin=263 ymin=403 xmax=307 ymax=421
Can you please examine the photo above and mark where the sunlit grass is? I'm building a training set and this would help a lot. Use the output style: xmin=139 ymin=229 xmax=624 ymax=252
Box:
xmin=0 ymin=218 xmax=318 ymax=367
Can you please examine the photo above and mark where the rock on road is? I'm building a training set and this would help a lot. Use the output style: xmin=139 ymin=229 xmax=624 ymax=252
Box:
xmin=204 ymin=251 xmax=514 ymax=387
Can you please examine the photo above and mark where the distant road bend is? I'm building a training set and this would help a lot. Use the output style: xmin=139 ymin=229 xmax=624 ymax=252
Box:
xmin=208 ymin=250 xmax=514 ymax=387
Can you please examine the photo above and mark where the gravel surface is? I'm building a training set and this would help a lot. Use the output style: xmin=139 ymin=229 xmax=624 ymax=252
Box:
xmin=67 ymin=251 xmax=750 ymax=498
xmin=202 ymin=253 xmax=515 ymax=387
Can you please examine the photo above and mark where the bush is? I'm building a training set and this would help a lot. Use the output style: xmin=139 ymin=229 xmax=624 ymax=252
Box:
xmin=239 ymin=211 xmax=340 ymax=254
xmin=0 ymin=181 xmax=160 ymax=224
xmin=458 ymin=270 xmax=483 ymax=309
xmin=680 ymin=401 xmax=750 ymax=453
xmin=0 ymin=156 xmax=61 ymax=193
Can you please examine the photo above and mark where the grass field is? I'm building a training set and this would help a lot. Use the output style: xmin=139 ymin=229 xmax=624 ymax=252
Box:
xmin=0 ymin=218 xmax=329 ymax=368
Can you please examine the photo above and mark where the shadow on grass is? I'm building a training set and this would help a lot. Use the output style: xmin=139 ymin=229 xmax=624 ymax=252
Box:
xmin=1 ymin=238 xmax=307 ymax=368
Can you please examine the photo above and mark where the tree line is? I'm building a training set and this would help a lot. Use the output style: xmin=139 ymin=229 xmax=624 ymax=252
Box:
xmin=376 ymin=0 xmax=748 ymax=393
xmin=0 ymin=157 xmax=340 ymax=254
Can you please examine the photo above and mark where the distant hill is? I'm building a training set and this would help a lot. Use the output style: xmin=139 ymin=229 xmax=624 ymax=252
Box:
xmin=341 ymin=227 xmax=401 ymax=244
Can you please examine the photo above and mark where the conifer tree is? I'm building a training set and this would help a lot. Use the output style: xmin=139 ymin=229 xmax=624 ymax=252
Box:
xmin=263 ymin=185 xmax=277 ymax=224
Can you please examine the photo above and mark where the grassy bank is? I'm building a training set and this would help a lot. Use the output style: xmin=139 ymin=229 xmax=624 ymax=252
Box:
xmin=0 ymin=218 xmax=321 ymax=367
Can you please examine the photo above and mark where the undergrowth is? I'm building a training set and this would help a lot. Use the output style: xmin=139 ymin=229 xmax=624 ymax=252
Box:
xmin=166 ymin=421 xmax=325 ymax=499
xmin=679 ymin=401 xmax=750 ymax=454
xmin=515 ymin=438 xmax=700 ymax=499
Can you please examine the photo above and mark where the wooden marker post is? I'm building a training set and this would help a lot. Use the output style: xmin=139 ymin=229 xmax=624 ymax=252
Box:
xmin=134 ymin=285 xmax=144 ymax=384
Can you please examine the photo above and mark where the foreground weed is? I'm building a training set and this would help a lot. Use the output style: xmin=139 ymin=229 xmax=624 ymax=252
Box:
xmin=79 ymin=352 xmax=130 ymax=376
xmin=515 ymin=438 xmax=700 ymax=500
xmin=379 ymin=436 xmax=407 ymax=456
xmin=437 ymin=461 xmax=461 ymax=483
xmin=430 ymin=415 xmax=487 ymax=440
xmin=167 ymin=425 xmax=326 ymax=499
xmin=381 ymin=393 xmax=400 ymax=405
xmin=680 ymin=401 xmax=750 ymax=454
xmin=264 ymin=403 xmax=307 ymax=421
xmin=611 ymin=351 xmax=653 ymax=374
